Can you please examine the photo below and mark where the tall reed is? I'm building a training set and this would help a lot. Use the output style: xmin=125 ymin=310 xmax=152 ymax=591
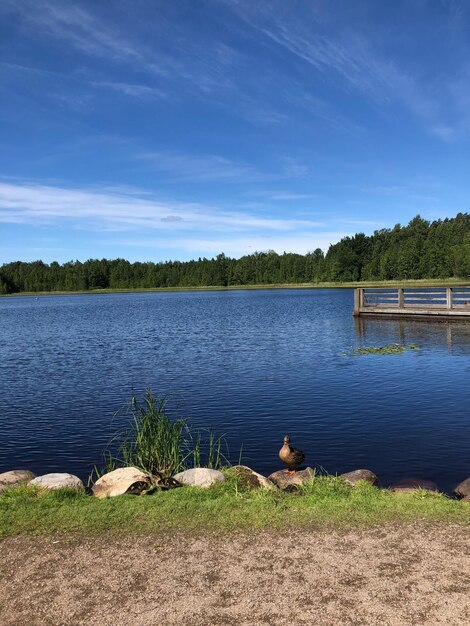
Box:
xmin=121 ymin=392 xmax=189 ymax=476
xmin=94 ymin=390 xmax=232 ymax=479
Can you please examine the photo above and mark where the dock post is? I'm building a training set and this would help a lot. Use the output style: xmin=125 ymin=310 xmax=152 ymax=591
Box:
xmin=353 ymin=288 xmax=362 ymax=316
xmin=398 ymin=288 xmax=404 ymax=309
xmin=446 ymin=287 xmax=453 ymax=310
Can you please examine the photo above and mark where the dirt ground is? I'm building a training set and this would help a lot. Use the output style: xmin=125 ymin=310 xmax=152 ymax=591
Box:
xmin=0 ymin=524 xmax=469 ymax=626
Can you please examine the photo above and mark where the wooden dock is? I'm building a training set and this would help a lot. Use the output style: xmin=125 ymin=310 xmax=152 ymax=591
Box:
xmin=353 ymin=286 xmax=470 ymax=319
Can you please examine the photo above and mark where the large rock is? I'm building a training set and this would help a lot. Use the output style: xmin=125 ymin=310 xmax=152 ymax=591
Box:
xmin=0 ymin=470 xmax=36 ymax=493
xmin=341 ymin=469 xmax=379 ymax=487
xmin=173 ymin=468 xmax=225 ymax=488
xmin=231 ymin=466 xmax=276 ymax=490
xmin=92 ymin=467 xmax=152 ymax=499
xmin=268 ymin=467 xmax=315 ymax=491
xmin=453 ymin=477 xmax=470 ymax=500
xmin=29 ymin=473 xmax=85 ymax=491
xmin=390 ymin=478 xmax=439 ymax=493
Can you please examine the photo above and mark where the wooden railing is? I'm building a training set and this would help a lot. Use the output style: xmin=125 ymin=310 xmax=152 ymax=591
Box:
xmin=353 ymin=286 xmax=470 ymax=317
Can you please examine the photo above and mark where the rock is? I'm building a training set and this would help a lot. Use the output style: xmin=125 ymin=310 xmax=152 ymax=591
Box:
xmin=453 ymin=477 xmax=470 ymax=500
xmin=92 ymin=467 xmax=152 ymax=498
xmin=462 ymin=495 xmax=470 ymax=503
xmin=341 ymin=469 xmax=379 ymax=487
xmin=268 ymin=467 xmax=315 ymax=491
xmin=0 ymin=470 xmax=37 ymax=492
xmin=173 ymin=468 xmax=225 ymax=488
xmin=29 ymin=473 xmax=85 ymax=491
xmin=390 ymin=478 xmax=439 ymax=493
xmin=231 ymin=466 xmax=276 ymax=490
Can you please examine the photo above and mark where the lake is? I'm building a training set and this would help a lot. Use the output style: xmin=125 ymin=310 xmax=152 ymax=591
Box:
xmin=1 ymin=288 xmax=469 ymax=492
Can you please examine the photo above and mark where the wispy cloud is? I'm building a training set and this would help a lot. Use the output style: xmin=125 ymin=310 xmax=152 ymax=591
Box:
xmin=106 ymin=232 xmax=347 ymax=258
xmin=269 ymin=193 xmax=319 ymax=201
xmin=2 ymin=1 xmax=238 ymax=96
xmin=135 ymin=152 xmax=266 ymax=184
xmin=90 ymin=80 xmax=167 ymax=100
xmin=246 ymin=190 xmax=320 ymax=201
xmin=0 ymin=0 xmax=365 ymax=131
xmin=10 ymin=1 xmax=147 ymax=66
xmin=4 ymin=0 xmax=470 ymax=140
xmin=361 ymin=185 xmax=441 ymax=203
xmin=0 ymin=180 xmax=324 ymax=233
xmin=0 ymin=61 xmax=167 ymax=104
xmin=224 ymin=1 xmax=395 ymax=102
xmin=283 ymin=89 xmax=364 ymax=134
xmin=281 ymin=157 xmax=310 ymax=178
xmin=224 ymin=0 xmax=470 ymax=140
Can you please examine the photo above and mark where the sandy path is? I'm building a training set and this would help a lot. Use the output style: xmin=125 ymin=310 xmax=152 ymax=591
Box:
xmin=0 ymin=524 xmax=469 ymax=626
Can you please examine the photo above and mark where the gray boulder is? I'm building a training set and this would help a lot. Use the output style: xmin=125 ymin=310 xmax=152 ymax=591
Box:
xmin=390 ymin=477 xmax=439 ymax=493
xmin=92 ymin=467 xmax=152 ymax=498
xmin=0 ymin=470 xmax=37 ymax=493
xmin=341 ymin=469 xmax=379 ymax=487
xmin=29 ymin=473 xmax=85 ymax=491
xmin=453 ymin=477 xmax=470 ymax=500
xmin=268 ymin=467 xmax=315 ymax=491
xmin=173 ymin=468 xmax=225 ymax=488
xmin=231 ymin=466 xmax=276 ymax=490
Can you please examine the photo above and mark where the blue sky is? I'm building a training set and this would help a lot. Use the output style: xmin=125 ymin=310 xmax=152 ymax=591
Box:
xmin=1 ymin=0 xmax=469 ymax=263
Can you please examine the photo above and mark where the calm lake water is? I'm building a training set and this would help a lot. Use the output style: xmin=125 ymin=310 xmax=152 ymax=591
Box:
xmin=1 ymin=289 xmax=469 ymax=492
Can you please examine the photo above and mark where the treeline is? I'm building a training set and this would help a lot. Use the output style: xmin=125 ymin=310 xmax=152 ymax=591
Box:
xmin=1 ymin=213 xmax=469 ymax=294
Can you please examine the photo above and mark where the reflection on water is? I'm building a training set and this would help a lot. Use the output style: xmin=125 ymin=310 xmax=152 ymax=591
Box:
xmin=1 ymin=289 xmax=469 ymax=492
xmin=354 ymin=317 xmax=470 ymax=356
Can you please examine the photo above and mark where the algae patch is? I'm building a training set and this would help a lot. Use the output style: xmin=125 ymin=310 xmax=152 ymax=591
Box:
xmin=351 ymin=344 xmax=419 ymax=356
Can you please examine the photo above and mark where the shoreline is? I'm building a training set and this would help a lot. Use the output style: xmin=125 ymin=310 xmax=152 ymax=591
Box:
xmin=1 ymin=473 xmax=469 ymax=539
xmin=1 ymin=277 xmax=467 ymax=298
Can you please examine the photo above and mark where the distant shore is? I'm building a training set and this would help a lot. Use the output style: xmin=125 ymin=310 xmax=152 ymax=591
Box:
xmin=1 ymin=278 xmax=467 ymax=298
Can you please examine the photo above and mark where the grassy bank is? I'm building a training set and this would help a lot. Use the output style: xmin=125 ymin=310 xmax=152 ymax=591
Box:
xmin=1 ymin=474 xmax=468 ymax=537
xmin=1 ymin=278 xmax=468 ymax=298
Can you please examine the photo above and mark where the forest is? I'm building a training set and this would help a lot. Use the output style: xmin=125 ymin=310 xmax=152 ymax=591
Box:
xmin=1 ymin=213 xmax=469 ymax=294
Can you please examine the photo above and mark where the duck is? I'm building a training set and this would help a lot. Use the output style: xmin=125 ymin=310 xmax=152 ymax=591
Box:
xmin=279 ymin=435 xmax=305 ymax=473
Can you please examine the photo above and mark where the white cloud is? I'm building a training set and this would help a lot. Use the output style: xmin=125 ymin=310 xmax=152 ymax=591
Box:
xmin=106 ymin=232 xmax=347 ymax=258
xmin=0 ymin=180 xmax=324 ymax=234
xmin=0 ymin=179 xmax=350 ymax=261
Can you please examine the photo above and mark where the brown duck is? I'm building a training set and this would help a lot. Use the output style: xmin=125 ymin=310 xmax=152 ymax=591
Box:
xmin=279 ymin=435 xmax=305 ymax=473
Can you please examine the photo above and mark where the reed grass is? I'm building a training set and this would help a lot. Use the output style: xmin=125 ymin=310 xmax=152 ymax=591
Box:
xmin=91 ymin=390 xmax=231 ymax=482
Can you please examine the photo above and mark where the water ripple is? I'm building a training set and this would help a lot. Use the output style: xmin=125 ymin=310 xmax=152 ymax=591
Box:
xmin=0 ymin=289 xmax=469 ymax=491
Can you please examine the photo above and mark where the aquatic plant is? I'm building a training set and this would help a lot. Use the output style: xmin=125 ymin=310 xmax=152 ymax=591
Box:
xmin=92 ymin=390 xmax=230 ymax=481
xmin=121 ymin=392 xmax=188 ymax=476
xmin=351 ymin=344 xmax=419 ymax=356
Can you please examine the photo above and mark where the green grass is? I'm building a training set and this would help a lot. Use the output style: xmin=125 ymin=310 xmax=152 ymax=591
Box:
xmin=351 ymin=344 xmax=420 ymax=356
xmin=1 ymin=474 xmax=468 ymax=537
xmin=2 ymin=278 xmax=468 ymax=298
